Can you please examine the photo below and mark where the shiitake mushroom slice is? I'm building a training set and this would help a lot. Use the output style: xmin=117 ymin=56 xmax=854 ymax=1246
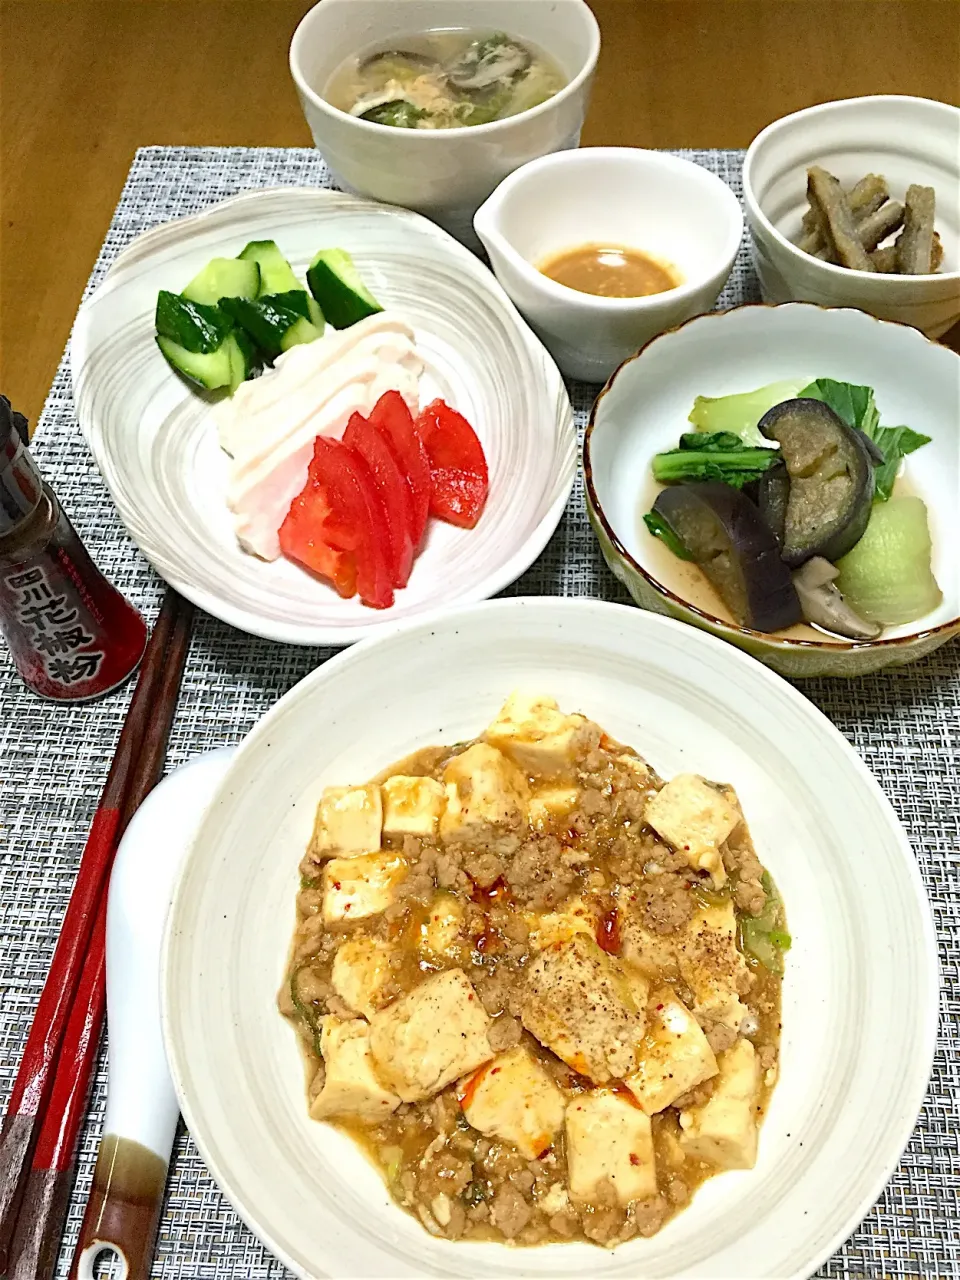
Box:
xmin=757 ymin=398 xmax=875 ymax=568
xmin=445 ymin=34 xmax=532 ymax=91
xmin=358 ymin=50 xmax=440 ymax=72
xmin=652 ymin=482 xmax=803 ymax=632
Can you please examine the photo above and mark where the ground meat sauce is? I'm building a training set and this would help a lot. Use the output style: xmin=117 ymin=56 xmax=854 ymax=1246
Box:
xmin=279 ymin=706 xmax=784 ymax=1247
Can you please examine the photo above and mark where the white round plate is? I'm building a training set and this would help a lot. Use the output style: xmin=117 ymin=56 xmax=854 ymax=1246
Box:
xmin=162 ymin=598 xmax=937 ymax=1280
xmin=71 ymin=189 xmax=574 ymax=644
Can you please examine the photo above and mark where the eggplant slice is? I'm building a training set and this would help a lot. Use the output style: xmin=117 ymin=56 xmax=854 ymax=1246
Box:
xmin=756 ymin=461 xmax=790 ymax=546
xmin=758 ymin=398 xmax=875 ymax=567
xmin=652 ymin=483 xmax=803 ymax=632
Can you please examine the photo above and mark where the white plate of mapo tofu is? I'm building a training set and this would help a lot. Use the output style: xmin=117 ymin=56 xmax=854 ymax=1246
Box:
xmin=162 ymin=598 xmax=936 ymax=1278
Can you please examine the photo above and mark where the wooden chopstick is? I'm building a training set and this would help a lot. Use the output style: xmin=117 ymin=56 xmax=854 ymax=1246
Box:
xmin=9 ymin=594 xmax=195 ymax=1278
xmin=0 ymin=589 xmax=192 ymax=1273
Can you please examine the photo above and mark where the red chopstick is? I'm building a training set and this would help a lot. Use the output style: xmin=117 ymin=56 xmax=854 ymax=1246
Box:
xmin=0 ymin=589 xmax=192 ymax=1273
xmin=7 ymin=910 xmax=107 ymax=1277
xmin=9 ymin=594 xmax=195 ymax=1277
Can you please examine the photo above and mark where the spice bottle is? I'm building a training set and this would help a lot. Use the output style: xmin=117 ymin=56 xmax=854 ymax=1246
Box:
xmin=0 ymin=398 xmax=148 ymax=700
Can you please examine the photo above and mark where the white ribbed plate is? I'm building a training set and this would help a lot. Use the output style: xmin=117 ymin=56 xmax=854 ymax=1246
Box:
xmin=71 ymin=189 xmax=574 ymax=644
xmin=162 ymin=598 xmax=937 ymax=1280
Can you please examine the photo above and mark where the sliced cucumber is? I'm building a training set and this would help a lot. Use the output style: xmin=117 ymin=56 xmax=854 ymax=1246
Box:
xmin=238 ymin=239 xmax=301 ymax=293
xmin=236 ymin=241 xmax=324 ymax=326
xmin=835 ymin=496 xmax=942 ymax=625
xmin=307 ymin=248 xmax=382 ymax=328
xmin=181 ymin=257 xmax=260 ymax=306
xmin=157 ymin=327 xmax=258 ymax=393
xmin=269 ymin=289 xmax=324 ymax=333
xmin=156 ymin=333 xmax=236 ymax=390
xmin=280 ymin=315 xmax=323 ymax=352
xmin=155 ymin=291 xmax=231 ymax=353
xmin=227 ymin=329 xmax=259 ymax=393
xmin=219 ymin=295 xmax=323 ymax=360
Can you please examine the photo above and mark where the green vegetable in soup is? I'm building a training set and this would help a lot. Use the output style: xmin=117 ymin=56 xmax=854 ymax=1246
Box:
xmin=798 ymin=378 xmax=931 ymax=502
xmin=835 ymin=496 xmax=942 ymax=625
xmin=738 ymin=872 xmax=791 ymax=977
xmin=651 ymin=431 xmax=782 ymax=488
xmin=290 ymin=965 xmax=325 ymax=1057
xmin=867 ymin=425 xmax=932 ymax=501
xmin=360 ymin=98 xmax=427 ymax=128
xmin=643 ymin=509 xmax=696 ymax=561
xmin=799 ymin=377 xmax=881 ymax=437
xmin=688 ymin=380 xmax=807 ymax=447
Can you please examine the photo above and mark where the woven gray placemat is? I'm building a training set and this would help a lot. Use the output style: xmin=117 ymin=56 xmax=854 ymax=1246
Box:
xmin=0 ymin=146 xmax=956 ymax=1280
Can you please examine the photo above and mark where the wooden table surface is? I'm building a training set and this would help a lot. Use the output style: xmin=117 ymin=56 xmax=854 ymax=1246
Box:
xmin=2 ymin=0 xmax=958 ymax=425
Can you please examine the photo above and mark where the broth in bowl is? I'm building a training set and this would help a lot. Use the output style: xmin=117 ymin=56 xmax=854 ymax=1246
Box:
xmin=324 ymin=30 xmax=567 ymax=130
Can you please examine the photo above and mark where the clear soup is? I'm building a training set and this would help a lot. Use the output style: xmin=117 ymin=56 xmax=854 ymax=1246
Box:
xmin=324 ymin=30 xmax=567 ymax=130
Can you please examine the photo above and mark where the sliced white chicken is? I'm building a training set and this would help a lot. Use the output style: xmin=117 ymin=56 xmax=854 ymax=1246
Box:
xmin=216 ymin=313 xmax=423 ymax=561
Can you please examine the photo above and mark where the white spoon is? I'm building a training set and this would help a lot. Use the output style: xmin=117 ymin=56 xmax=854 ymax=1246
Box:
xmin=70 ymin=748 xmax=236 ymax=1280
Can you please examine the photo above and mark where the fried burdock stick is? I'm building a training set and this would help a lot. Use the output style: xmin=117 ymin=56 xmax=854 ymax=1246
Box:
xmin=873 ymin=230 xmax=943 ymax=274
xmin=811 ymin=199 xmax=904 ymax=261
xmin=896 ymin=184 xmax=937 ymax=274
xmin=806 ymin=166 xmax=875 ymax=271
xmin=798 ymin=172 xmax=888 ymax=254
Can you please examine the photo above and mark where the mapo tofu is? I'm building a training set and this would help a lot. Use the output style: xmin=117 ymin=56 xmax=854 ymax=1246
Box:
xmin=280 ymin=693 xmax=788 ymax=1247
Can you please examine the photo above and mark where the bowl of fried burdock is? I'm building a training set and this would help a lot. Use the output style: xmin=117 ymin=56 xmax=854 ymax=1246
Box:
xmin=743 ymin=95 xmax=960 ymax=337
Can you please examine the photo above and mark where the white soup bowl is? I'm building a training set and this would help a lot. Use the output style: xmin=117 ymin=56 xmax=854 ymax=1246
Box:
xmin=289 ymin=0 xmax=600 ymax=247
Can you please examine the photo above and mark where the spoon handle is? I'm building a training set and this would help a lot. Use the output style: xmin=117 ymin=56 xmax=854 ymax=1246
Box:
xmin=69 ymin=1135 xmax=168 ymax=1280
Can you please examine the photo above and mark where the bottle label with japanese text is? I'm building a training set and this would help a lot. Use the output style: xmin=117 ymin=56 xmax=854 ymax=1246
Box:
xmin=0 ymin=509 xmax=147 ymax=701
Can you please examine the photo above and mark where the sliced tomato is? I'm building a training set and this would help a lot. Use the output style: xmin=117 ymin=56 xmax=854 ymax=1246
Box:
xmin=416 ymin=399 xmax=489 ymax=529
xmin=310 ymin=437 xmax=395 ymax=610
xmin=343 ymin=411 xmax=415 ymax=588
xmin=369 ymin=391 xmax=431 ymax=547
xmin=279 ymin=476 xmax=357 ymax=598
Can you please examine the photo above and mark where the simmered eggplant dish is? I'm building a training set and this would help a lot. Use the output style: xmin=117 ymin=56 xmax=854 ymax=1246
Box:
xmin=279 ymin=695 xmax=788 ymax=1247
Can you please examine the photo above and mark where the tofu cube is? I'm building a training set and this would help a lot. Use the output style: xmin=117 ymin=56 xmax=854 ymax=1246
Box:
xmin=621 ymin=918 xmax=681 ymax=981
xmin=310 ymin=784 xmax=382 ymax=860
xmin=565 ymin=1091 xmax=657 ymax=1205
xmin=527 ymin=896 xmax=598 ymax=951
xmin=368 ymin=969 xmax=493 ymax=1102
xmin=419 ymin=892 xmax=464 ymax=959
xmin=679 ymin=1038 xmax=760 ymax=1170
xmin=528 ymin=786 xmax=579 ymax=832
xmin=484 ymin=692 xmax=601 ymax=776
xmin=520 ymin=935 xmax=644 ymax=1083
xmin=310 ymin=1017 xmax=400 ymax=1123
xmin=322 ymin=853 xmax=406 ymax=925
xmin=331 ymin=935 xmax=393 ymax=1019
xmin=460 ymin=1047 xmax=565 ymax=1158
xmin=625 ymin=986 xmax=719 ymax=1114
xmin=439 ymin=743 xmax=529 ymax=851
xmin=645 ymin=774 xmax=739 ymax=888
xmin=676 ymin=901 xmax=750 ymax=1032
xmin=382 ymin=775 xmax=445 ymax=839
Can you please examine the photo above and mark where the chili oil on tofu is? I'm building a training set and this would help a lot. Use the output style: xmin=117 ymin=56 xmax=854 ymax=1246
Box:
xmin=279 ymin=694 xmax=788 ymax=1247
